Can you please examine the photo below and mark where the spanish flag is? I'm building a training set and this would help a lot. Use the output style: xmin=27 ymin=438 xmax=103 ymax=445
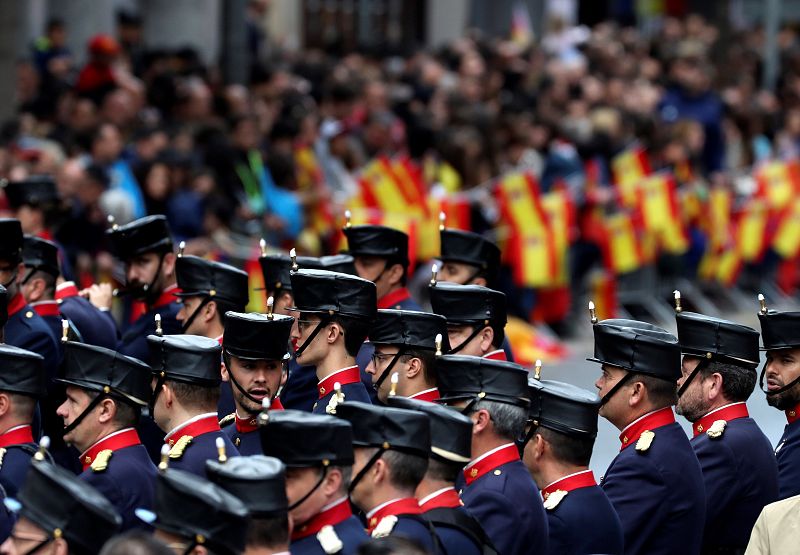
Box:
xmin=541 ymin=188 xmax=575 ymax=286
xmin=600 ymin=211 xmax=642 ymax=275
xmin=773 ymin=197 xmax=800 ymax=259
xmin=590 ymin=270 xmax=618 ymax=320
xmin=612 ymin=145 xmax=650 ymax=208
xmin=637 ymin=173 xmax=689 ymax=255
xmin=735 ymin=199 xmax=770 ymax=263
xmin=705 ymin=187 xmax=732 ymax=251
xmin=755 ymin=160 xmax=800 ymax=211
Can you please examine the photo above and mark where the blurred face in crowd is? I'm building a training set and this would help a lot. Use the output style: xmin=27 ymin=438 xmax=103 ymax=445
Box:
xmin=232 ymin=118 xmax=259 ymax=151
xmin=675 ymin=356 xmax=710 ymax=422
xmin=353 ymin=256 xmax=402 ymax=300
xmin=222 ymin=355 xmax=286 ymax=414
xmin=91 ymin=124 xmax=123 ymax=164
xmin=765 ymin=348 xmax=800 ymax=411
xmin=439 ymin=261 xmax=485 ymax=286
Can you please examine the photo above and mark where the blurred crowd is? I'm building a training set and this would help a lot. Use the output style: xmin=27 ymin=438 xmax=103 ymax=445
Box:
xmin=4 ymin=9 xmax=800 ymax=329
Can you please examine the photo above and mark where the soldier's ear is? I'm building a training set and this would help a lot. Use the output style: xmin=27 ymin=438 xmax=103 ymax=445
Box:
xmin=472 ymin=408 xmax=492 ymax=434
xmin=52 ymin=537 xmax=69 ymax=555
xmin=0 ymin=393 xmax=10 ymax=418
xmin=479 ymin=326 xmax=494 ymax=353
xmin=386 ymin=263 xmax=404 ymax=287
xmin=405 ymin=356 xmax=422 ymax=379
xmin=162 ymin=252 xmax=177 ymax=277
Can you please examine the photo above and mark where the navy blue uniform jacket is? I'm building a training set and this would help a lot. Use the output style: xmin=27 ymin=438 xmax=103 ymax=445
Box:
xmin=775 ymin=412 xmax=800 ymax=500
xmin=166 ymin=426 xmax=240 ymax=477
xmin=56 ymin=282 xmax=118 ymax=349
xmin=291 ymin=499 xmax=368 ymax=555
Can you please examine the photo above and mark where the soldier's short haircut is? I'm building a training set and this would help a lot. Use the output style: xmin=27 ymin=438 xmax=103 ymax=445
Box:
xmin=381 ymin=450 xmax=428 ymax=491
xmin=335 ymin=465 xmax=353 ymax=495
xmin=247 ymin=514 xmax=290 ymax=550
xmin=166 ymin=380 xmax=219 ymax=411
xmin=473 ymin=399 xmax=527 ymax=441
xmin=99 ymin=530 xmax=174 ymax=555
xmin=635 ymin=373 xmax=678 ymax=408
xmin=27 ymin=269 xmax=56 ymax=296
xmin=7 ymin=392 xmax=36 ymax=421
xmin=400 ymin=349 xmax=437 ymax=384
xmin=332 ymin=316 xmax=371 ymax=357
xmin=86 ymin=390 xmax=138 ymax=428
xmin=536 ymin=427 xmax=594 ymax=467
xmin=425 ymin=458 xmax=461 ymax=484
xmin=699 ymin=360 xmax=756 ymax=403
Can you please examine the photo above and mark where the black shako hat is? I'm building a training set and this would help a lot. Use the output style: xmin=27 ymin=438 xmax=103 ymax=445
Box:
xmin=386 ymin=396 xmax=472 ymax=463
xmin=57 ymin=342 xmax=152 ymax=406
xmin=260 ymin=410 xmax=354 ymax=467
xmin=0 ymin=218 xmax=23 ymax=263
xmin=206 ymin=455 xmax=288 ymax=517
xmin=336 ymin=401 xmax=431 ymax=457
xmin=676 ymin=311 xmax=759 ymax=368
xmin=260 ymin=253 xmax=357 ymax=295
xmin=2 ymin=176 xmax=59 ymax=209
xmin=223 ymin=311 xmax=293 ymax=361
xmin=147 ymin=334 xmax=222 ymax=386
xmin=371 ymin=309 xmax=449 ymax=351
xmin=528 ymin=380 xmax=601 ymax=438
xmin=588 ymin=319 xmax=681 ymax=381
xmin=175 ymin=255 xmax=249 ymax=308
xmin=14 ymin=460 xmax=121 ymax=555
xmin=439 ymin=229 xmax=501 ymax=282
xmin=22 ymin=236 xmax=60 ymax=277
xmin=107 ymin=215 xmax=173 ymax=259
xmin=0 ymin=344 xmax=46 ymax=398
xmin=429 ymin=282 xmax=507 ymax=328
xmin=142 ymin=469 xmax=248 ymax=555
xmin=306 ymin=254 xmax=357 ymax=275
xmin=759 ymin=310 xmax=800 ymax=351
xmin=436 ymin=355 xmax=530 ymax=407
xmin=343 ymin=224 xmax=409 ymax=266
xmin=0 ymin=284 xmax=7 ymax=328
xmin=289 ymin=269 xmax=376 ymax=320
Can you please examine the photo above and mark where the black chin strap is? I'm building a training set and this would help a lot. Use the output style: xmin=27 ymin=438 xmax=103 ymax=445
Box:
xmin=289 ymin=466 xmax=329 ymax=511
xmin=180 ymin=295 xmax=212 ymax=333
xmin=677 ymin=358 xmax=710 ymax=398
xmin=22 ymin=539 xmax=51 ymax=555
xmin=600 ymin=372 xmax=635 ymax=406
xmin=223 ymin=351 xmax=283 ymax=411
xmin=62 ymin=392 xmax=108 ymax=436
xmin=760 ymin=361 xmax=800 ymax=396
xmin=150 ymin=372 xmax=166 ymax=415
xmin=295 ymin=316 xmax=331 ymax=358
xmin=448 ymin=326 xmax=484 ymax=355
xmin=516 ymin=422 xmax=539 ymax=456
xmin=2 ymin=270 xmax=18 ymax=289
xmin=373 ymin=349 xmax=405 ymax=391
xmin=181 ymin=540 xmax=197 ymax=555
xmin=127 ymin=253 xmax=166 ymax=303
xmin=349 ymin=447 xmax=387 ymax=495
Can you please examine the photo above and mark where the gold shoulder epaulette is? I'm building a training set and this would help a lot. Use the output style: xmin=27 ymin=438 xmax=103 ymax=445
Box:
xmin=317 ymin=525 xmax=344 ymax=554
xmin=91 ymin=449 xmax=113 ymax=472
xmin=169 ymin=436 xmax=193 ymax=459
xmin=543 ymin=489 xmax=568 ymax=510
xmin=707 ymin=420 xmax=727 ymax=439
xmin=371 ymin=515 xmax=398 ymax=538
xmin=635 ymin=430 xmax=655 ymax=453
xmin=219 ymin=413 xmax=235 ymax=427
xmin=326 ymin=390 xmax=346 ymax=415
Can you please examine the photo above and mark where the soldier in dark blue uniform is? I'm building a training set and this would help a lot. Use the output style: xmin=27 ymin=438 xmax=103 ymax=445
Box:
xmin=588 ymin=316 xmax=706 ymax=555
xmin=54 ymin=280 xmax=118 ymax=350
xmin=674 ymin=306 xmax=779 ymax=553
xmin=207 ymin=454 xmax=291 ymax=554
xmin=136 ymin=462 xmax=248 ymax=555
xmin=388 ymin=396 xmax=494 ymax=555
xmin=6 ymin=451 xmax=121 ymax=552
xmin=260 ymin=409 xmax=369 ymax=555
xmin=756 ymin=299 xmax=800 ymax=501
xmin=337 ymin=401 xmax=441 ymax=551
xmin=367 ymin=309 xmax=448 ymax=403
xmin=219 ymin=310 xmax=293 ymax=454
xmin=430 ymin=280 xmax=510 ymax=361
xmin=0 ymin=344 xmax=47 ymax=499
xmin=173 ymin=250 xmax=249 ymax=417
xmin=104 ymin=215 xmax=183 ymax=364
xmin=436 ymin=355 xmax=548 ymax=555
xmin=147 ymin=334 xmax=239 ymax=476
xmin=289 ymin=269 xmax=375 ymax=414
xmin=521 ymin=376 xmax=623 ymax=555
xmin=343 ymin=221 xmax=422 ymax=311
xmin=55 ymin=341 xmax=157 ymax=531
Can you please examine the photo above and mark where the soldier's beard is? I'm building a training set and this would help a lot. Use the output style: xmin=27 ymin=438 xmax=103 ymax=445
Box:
xmin=767 ymin=384 xmax=800 ymax=411
xmin=675 ymin=388 xmax=709 ymax=423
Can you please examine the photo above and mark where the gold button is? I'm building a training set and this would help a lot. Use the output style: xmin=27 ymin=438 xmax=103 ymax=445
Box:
xmin=370 ymin=517 xmax=377 ymax=526
xmin=623 ymin=436 xmax=628 ymax=444
xmin=493 ymin=470 xmax=502 ymax=476
xmin=169 ymin=439 xmax=175 ymax=446
xmin=791 ymin=411 xmax=796 ymax=418
xmin=84 ymin=456 xmax=91 ymax=464
xmin=320 ymin=387 xmax=326 ymax=395
xmin=697 ymin=425 xmax=704 ymax=432
xmin=470 ymin=468 xmax=478 ymax=477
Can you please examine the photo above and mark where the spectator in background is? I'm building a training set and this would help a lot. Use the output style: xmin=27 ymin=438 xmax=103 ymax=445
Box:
xmin=89 ymin=123 xmax=146 ymax=221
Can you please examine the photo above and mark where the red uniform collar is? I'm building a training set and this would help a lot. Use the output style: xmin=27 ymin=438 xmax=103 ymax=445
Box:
xmin=367 ymin=498 xmax=422 ymax=533
xmin=408 ymin=388 xmax=440 ymax=403
xmin=165 ymin=414 xmax=220 ymax=446
xmin=694 ymin=402 xmax=749 ymax=436
xmin=55 ymin=282 xmax=80 ymax=300
xmin=7 ymin=294 xmax=26 ymax=317
xmin=483 ymin=350 xmax=507 ymax=361
xmin=542 ymin=470 xmax=596 ymax=500
xmin=292 ymin=498 xmax=353 ymax=540
xmin=154 ymin=284 xmax=180 ymax=310
xmin=235 ymin=400 xmax=284 ymax=433
xmin=464 ymin=443 xmax=519 ymax=485
xmin=215 ymin=335 xmax=224 ymax=345
xmin=80 ymin=428 xmax=141 ymax=471
xmin=317 ymin=366 xmax=360 ymax=399
xmin=31 ymin=301 xmax=60 ymax=318
xmin=419 ymin=488 xmax=462 ymax=511
xmin=619 ymin=407 xmax=675 ymax=451
xmin=377 ymin=288 xmax=412 ymax=310
xmin=786 ymin=402 xmax=800 ymax=424
xmin=0 ymin=425 xmax=34 ymax=448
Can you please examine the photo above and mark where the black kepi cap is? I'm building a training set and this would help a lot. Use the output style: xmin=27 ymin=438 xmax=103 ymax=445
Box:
xmin=429 ymin=282 xmax=507 ymax=328
xmin=13 ymin=459 xmax=121 ymax=554
xmin=107 ymin=215 xmax=173 ymax=259
xmin=2 ymin=176 xmax=59 ymax=209
xmin=588 ymin=319 xmax=681 ymax=381
xmin=260 ymin=410 xmax=354 ymax=467
xmin=206 ymin=455 xmax=288 ymax=517
xmin=336 ymin=401 xmax=430 ymax=457
xmin=528 ymin=380 xmax=601 ymax=438
xmin=436 ymin=355 xmax=530 ymax=407
xmin=0 ymin=344 xmax=46 ymax=398
xmin=147 ymin=334 xmax=222 ymax=386
xmin=439 ymin=228 xmax=501 ymax=282
xmin=57 ymin=342 xmax=152 ymax=406
xmin=289 ymin=269 xmax=376 ymax=320
xmin=175 ymin=255 xmax=249 ymax=308
xmin=22 ymin=236 xmax=60 ymax=276
xmin=139 ymin=468 xmax=248 ymax=555
xmin=223 ymin=311 xmax=292 ymax=361
xmin=676 ymin=311 xmax=759 ymax=368
xmin=0 ymin=218 xmax=23 ymax=263
xmin=387 ymin=396 xmax=472 ymax=463
xmin=758 ymin=306 xmax=800 ymax=351
xmin=370 ymin=309 xmax=449 ymax=351
xmin=343 ymin=224 xmax=409 ymax=265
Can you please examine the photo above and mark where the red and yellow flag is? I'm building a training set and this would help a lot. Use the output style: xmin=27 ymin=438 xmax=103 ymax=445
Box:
xmin=637 ymin=173 xmax=689 ymax=255
xmin=755 ymin=160 xmax=800 ymax=211
xmin=601 ymin=211 xmax=642 ymax=275
xmin=735 ymin=199 xmax=770 ymax=263
xmin=773 ymin=197 xmax=800 ymax=259
xmin=612 ymin=146 xmax=650 ymax=208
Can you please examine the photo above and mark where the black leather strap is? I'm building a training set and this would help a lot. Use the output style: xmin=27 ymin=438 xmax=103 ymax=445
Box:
xmin=424 ymin=507 xmax=498 ymax=555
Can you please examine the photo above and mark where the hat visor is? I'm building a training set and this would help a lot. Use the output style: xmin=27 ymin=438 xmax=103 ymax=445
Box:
xmin=55 ymin=378 xmax=105 ymax=393
xmin=760 ymin=344 xmax=800 ymax=351
xmin=431 ymin=446 xmax=470 ymax=464
xmin=585 ymin=356 xmax=635 ymax=371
